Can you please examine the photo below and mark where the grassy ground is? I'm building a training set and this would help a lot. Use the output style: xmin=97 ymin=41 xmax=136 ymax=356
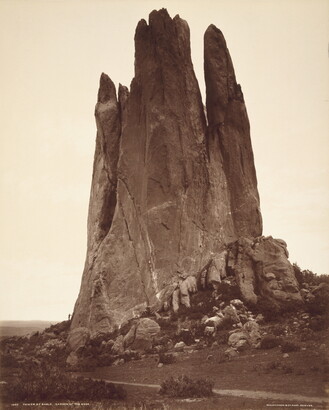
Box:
xmin=84 ymin=344 xmax=329 ymax=398
xmin=1 ymin=318 xmax=328 ymax=409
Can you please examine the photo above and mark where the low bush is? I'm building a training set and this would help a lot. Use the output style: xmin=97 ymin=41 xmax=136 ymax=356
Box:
xmin=215 ymin=282 xmax=242 ymax=304
xmin=44 ymin=320 xmax=70 ymax=336
xmin=299 ymin=328 xmax=315 ymax=342
xmin=293 ymin=264 xmax=329 ymax=287
xmin=216 ymin=330 xmax=230 ymax=345
xmin=3 ymin=360 xmax=126 ymax=402
xmin=306 ymin=285 xmax=329 ymax=317
xmin=0 ymin=353 xmax=20 ymax=367
xmin=96 ymin=353 xmax=116 ymax=367
xmin=174 ymin=330 xmax=194 ymax=346
xmin=256 ymin=298 xmax=281 ymax=322
xmin=157 ymin=318 xmax=176 ymax=332
xmin=259 ymin=335 xmax=281 ymax=350
xmin=271 ymin=324 xmax=286 ymax=337
xmin=159 ymin=375 xmax=214 ymax=398
xmin=266 ymin=361 xmax=280 ymax=371
xmin=158 ymin=353 xmax=176 ymax=365
xmin=281 ymin=341 xmax=300 ymax=353
xmin=70 ymin=356 xmax=98 ymax=372
xmin=308 ymin=316 xmax=329 ymax=332
xmin=281 ymin=365 xmax=293 ymax=374
xmin=122 ymin=350 xmax=141 ymax=362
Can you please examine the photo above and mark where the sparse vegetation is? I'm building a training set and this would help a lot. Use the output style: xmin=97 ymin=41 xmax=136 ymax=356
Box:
xmin=158 ymin=352 xmax=176 ymax=365
xmin=44 ymin=320 xmax=71 ymax=335
xmin=281 ymin=341 xmax=300 ymax=353
xmin=259 ymin=335 xmax=281 ymax=349
xmin=293 ymin=263 xmax=329 ymax=287
xmin=1 ymin=353 xmax=19 ymax=367
xmin=159 ymin=375 xmax=214 ymax=398
xmin=2 ymin=359 xmax=126 ymax=402
xmin=256 ymin=297 xmax=281 ymax=321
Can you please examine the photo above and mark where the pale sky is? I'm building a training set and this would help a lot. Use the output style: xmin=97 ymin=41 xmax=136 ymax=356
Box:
xmin=0 ymin=0 xmax=328 ymax=321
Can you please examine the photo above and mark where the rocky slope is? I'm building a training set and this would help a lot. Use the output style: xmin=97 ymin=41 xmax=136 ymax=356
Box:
xmin=71 ymin=9 xmax=301 ymax=338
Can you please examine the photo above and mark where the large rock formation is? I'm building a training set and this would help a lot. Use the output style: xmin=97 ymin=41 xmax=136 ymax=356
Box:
xmin=71 ymin=9 xmax=300 ymax=337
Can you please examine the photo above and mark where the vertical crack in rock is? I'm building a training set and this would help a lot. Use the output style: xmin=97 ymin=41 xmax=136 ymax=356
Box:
xmin=117 ymin=195 xmax=150 ymax=306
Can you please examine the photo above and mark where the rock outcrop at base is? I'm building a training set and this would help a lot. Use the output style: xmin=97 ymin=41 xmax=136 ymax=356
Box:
xmin=71 ymin=9 xmax=301 ymax=338
xmin=227 ymin=236 xmax=302 ymax=308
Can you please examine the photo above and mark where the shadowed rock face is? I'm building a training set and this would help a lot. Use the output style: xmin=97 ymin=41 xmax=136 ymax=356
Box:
xmin=204 ymin=25 xmax=262 ymax=237
xmin=71 ymin=9 xmax=264 ymax=336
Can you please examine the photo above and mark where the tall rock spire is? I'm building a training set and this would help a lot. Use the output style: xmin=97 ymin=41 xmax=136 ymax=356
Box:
xmin=71 ymin=10 xmax=265 ymax=336
xmin=204 ymin=25 xmax=262 ymax=237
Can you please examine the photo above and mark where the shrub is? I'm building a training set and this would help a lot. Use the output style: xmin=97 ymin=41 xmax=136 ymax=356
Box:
xmin=215 ymin=282 xmax=241 ymax=304
xmin=216 ymin=330 xmax=229 ymax=345
xmin=281 ymin=341 xmax=300 ymax=353
xmin=293 ymin=263 xmax=304 ymax=287
xmin=159 ymin=375 xmax=214 ymax=398
xmin=299 ymin=328 xmax=315 ymax=342
xmin=96 ymin=353 xmax=116 ymax=367
xmin=70 ymin=356 xmax=98 ymax=372
xmin=267 ymin=361 xmax=280 ymax=371
xmin=157 ymin=318 xmax=177 ymax=332
xmin=158 ymin=353 xmax=176 ymax=365
xmin=293 ymin=264 xmax=329 ymax=287
xmin=306 ymin=285 xmax=329 ymax=317
xmin=256 ymin=298 xmax=281 ymax=322
xmin=308 ymin=316 xmax=329 ymax=332
xmin=3 ymin=360 xmax=126 ymax=402
xmin=1 ymin=353 xmax=19 ymax=368
xmin=122 ymin=350 xmax=141 ymax=363
xmin=271 ymin=324 xmax=286 ymax=337
xmin=174 ymin=330 xmax=194 ymax=346
xmin=259 ymin=335 xmax=281 ymax=350
xmin=281 ymin=365 xmax=293 ymax=374
xmin=44 ymin=320 xmax=70 ymax=336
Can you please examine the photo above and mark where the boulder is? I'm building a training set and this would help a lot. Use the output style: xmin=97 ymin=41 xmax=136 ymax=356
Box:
xmin=172 ymin=288 xmax=180 ymax=313
xmin=249 ymin=329 xmax=262 ymax=348
xmin=207 ymin=251 xmax=228 ymax=286
xmin=205 ymin=315 xmax=224 ymax=328
xmin=66 ymin=352 xmax=79 ymax=367
xmin=228 ymin=331 xmax=248 ymax=348
xmin=225 ymin=347 xmax=239 ymax=359
xmin=223 ymin=305 xmax=240 ymax=324
xmin=228 ymin=236 xmax=302 ymax=309
xmin=204 ymin=326 xmax=216 ymax=336
xmin=174 ymin=341 xmax=186 ymax=351
xmin=67 ymin=327 xmax=90 ymax=352
xmin=243 ymin=320 xmax=259 ymax=333
xmin=128 ymin=318 xmax=160 ymax=351
xmin=123 ymin=323 xmax=137 ymax=348
xmin=184 ymin=276 xmax=198 ymax=293
xmin=179 ymin=280 xmax=190 ymax=308
xmin=230 ymin=299 xmax=244 ymax=309
xmin=255 ymin=314 xmax=265 ymax=323
xmin=235 ymin=339 xmax=248 ymax=351
xmin=112 ymin=335 xmax=125 ymax=355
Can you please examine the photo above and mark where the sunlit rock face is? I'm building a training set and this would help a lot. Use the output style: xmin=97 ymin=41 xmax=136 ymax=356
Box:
xmin=71 ymin=9 xmax=264 ymax=336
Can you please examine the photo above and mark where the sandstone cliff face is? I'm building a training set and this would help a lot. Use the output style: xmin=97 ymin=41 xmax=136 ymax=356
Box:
xmin=71 ymin=9 xmax=300 ymax=337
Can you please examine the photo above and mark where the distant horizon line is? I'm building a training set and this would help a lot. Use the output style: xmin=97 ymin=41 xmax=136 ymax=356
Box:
xmin=0 ymin=319 xmax=62 ymax=323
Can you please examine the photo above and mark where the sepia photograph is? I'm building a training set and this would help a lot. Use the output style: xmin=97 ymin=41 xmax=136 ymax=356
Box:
xmin=0 ymin=0 xmax=328 ymax=408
